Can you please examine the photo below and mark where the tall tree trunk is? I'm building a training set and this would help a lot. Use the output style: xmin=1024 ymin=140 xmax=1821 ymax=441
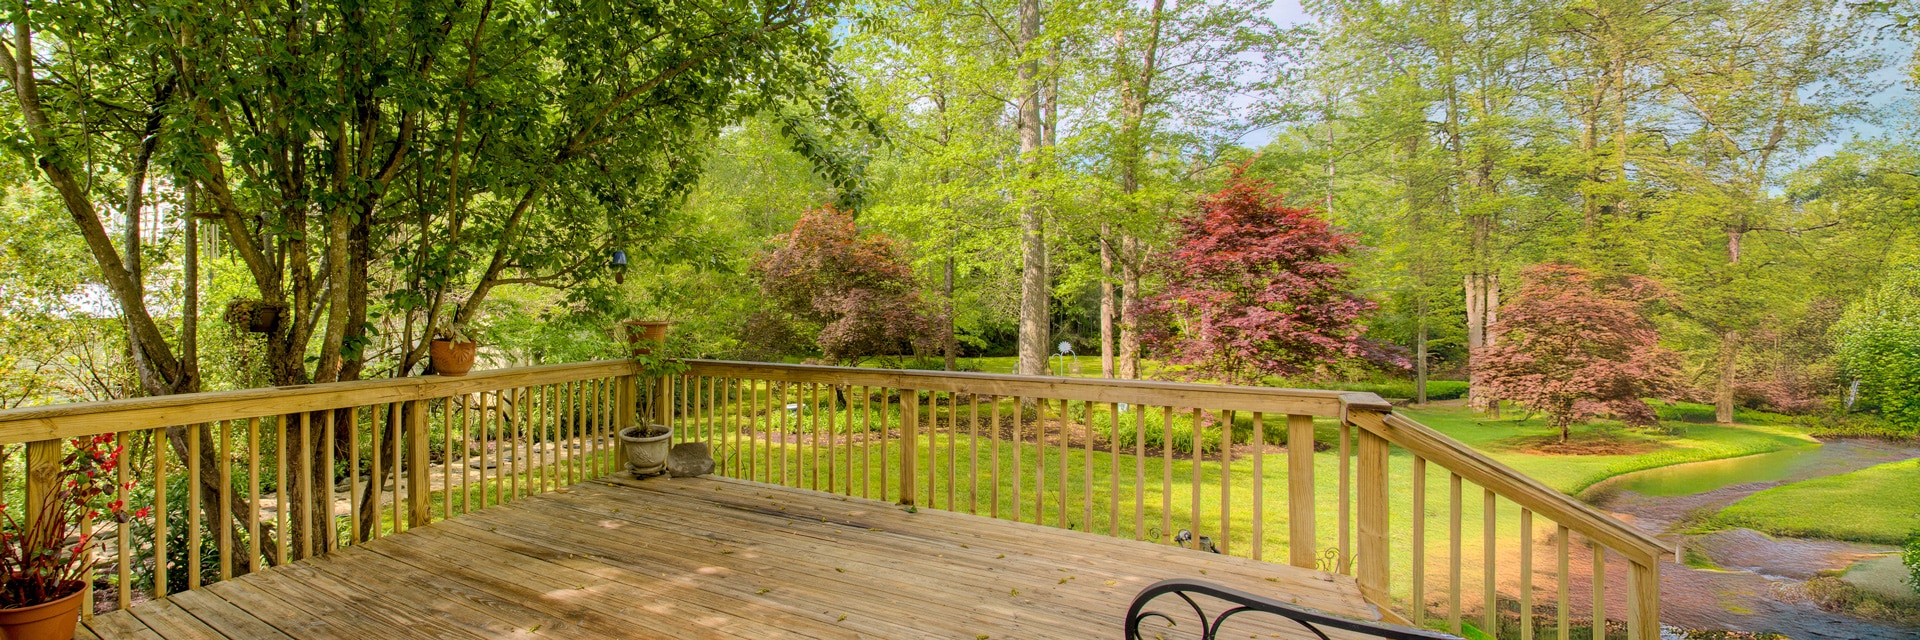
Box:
xmin=1715 ymin=330 xmax=1739 ymax=424
xmin=1015 ymin=0 xmax=1048 ymax=377
xmin=1118 ymin=236 xmax=1141 ymax=379
xmin=1415 ymin=296 xmax=1428 ymax=405
xmin=944 ymin=251 xmax=957 ymax=371
xmin=1099 ymin=225 xmax=1114 ymax=378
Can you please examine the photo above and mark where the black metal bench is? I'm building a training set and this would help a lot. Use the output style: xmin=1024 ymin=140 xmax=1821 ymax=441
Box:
xmin=1125 ymin=579 xmax=1463 ymax=640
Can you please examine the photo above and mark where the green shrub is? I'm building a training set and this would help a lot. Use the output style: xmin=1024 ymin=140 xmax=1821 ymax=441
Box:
xmin=1906 ymin=528 xmax=1920 ymax=594
xmin=1836 ymin=255 xmax=1920 ymax=432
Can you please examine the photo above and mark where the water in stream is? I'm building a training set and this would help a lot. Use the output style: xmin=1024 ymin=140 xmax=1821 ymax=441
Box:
xmin=1592 ymin=439 xmax=1920 ymax=639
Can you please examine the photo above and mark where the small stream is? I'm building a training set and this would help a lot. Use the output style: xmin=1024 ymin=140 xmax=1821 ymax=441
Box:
xmin=1590 ymin=439 xmax=1920 ymax=639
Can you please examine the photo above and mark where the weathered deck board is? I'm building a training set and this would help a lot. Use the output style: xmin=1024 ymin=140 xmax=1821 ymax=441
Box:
xmin=90 ymin=475 xmax=1387 ymax=639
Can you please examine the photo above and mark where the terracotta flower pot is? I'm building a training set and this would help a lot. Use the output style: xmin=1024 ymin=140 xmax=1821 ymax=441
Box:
xmin=0 ymin=585 xmax=84 ymax=640
xmin=623 ymin=320 xmax=671 ymax=356
xmin=430 ymin=339 xmax=478 ymax=377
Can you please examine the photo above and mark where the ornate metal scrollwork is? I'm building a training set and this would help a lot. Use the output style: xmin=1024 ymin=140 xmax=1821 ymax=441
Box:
xmin=1124 ymin=579 xmax=1460 ymax=640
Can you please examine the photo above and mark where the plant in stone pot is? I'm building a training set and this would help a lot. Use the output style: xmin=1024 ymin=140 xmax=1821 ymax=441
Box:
xmin=621 ymin=327 xmax=687 ymax=477
xmin=0 ymin=435 xmax=130 ymax=640
xmin=430 ymin=317 xmax=479 ymax=377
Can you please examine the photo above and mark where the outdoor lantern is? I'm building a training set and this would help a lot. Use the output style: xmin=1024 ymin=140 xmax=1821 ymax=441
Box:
xmin=611 ymin=250 xmax=629 ymax=284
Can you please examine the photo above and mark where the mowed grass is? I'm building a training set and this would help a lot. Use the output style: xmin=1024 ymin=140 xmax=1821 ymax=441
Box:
xmin=1715 ymin=458 xmax=1920 ymax=545
xmin=1399 ymin=404 xmax=1814 ymax=494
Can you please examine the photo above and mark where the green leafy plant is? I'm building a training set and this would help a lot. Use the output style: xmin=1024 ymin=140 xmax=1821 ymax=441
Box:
xmin=1905 ymin=527 xmax=1920 ymax=594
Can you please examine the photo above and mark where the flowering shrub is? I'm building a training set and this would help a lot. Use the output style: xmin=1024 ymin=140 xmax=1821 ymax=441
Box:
xmin=0 ymin=434 xmax=133 ymax=608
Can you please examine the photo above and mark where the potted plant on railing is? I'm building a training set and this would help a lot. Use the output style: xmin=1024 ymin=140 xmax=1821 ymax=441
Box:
xmin=0 ymin=435 xmax=130 ymax=640
xmin=430 ymin=319 xmax=479 ymax=377
xmin=620 ymin=321 xmax=684 ymax=476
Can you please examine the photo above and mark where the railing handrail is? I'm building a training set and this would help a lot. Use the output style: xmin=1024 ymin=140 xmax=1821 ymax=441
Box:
xmin=0 ymin=359 xmax=642 ymax=444
xmin=681 ymin=359 xmax=1390 ymax=418
xmin=1354 ymin=411 xmax=1670 ymax=566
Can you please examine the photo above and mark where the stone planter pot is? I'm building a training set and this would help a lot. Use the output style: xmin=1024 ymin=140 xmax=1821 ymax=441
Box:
xmin=0 ymin=585 xmax=83 ymax=640
xmin=620 ymin=423 xmax=673 ymax=477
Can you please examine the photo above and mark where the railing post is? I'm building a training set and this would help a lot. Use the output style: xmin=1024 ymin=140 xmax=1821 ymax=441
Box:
xmin=1355 ymin=415 xmax=1390 ymax=604
xmin=1286 ymin=414 xmax=1316 ymax=569
xmin=1629 ymin=560 xmax=1659 ymax=640
xmin=408 ymin=400 xmax=431 ymax=527
xmin=899 ymin=388 xmax=918 ymax=507
xmin=617 ymin=374 xmax=635 ymax=468
xmin=25 ymin=438 xmax=60 ymax=530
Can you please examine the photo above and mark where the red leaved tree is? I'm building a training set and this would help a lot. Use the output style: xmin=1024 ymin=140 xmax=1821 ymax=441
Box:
xmin=751 ymin=207 xmax=937 ymax=365
xmin=1475 ymin=264 xmax=1681 ymax=441
xmin=1137 ymin=172 xmax=1402 ymax=384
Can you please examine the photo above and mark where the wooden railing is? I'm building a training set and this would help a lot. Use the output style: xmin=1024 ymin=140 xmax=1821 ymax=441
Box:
xmin=0 ymin=358 xmax=1669 ymax=639
xmin=0 ymin=360 xmax=645 ymax=618
xmin=678 ymin=360 xmax=1671 ymax=640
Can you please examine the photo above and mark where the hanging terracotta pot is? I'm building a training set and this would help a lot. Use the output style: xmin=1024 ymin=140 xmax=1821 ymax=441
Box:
xmin=0 ymin=585 xmax=84 ymax=640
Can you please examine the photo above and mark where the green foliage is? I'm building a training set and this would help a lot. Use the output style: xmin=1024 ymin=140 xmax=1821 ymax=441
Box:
xmin=1906 ymin=528 xmax=1920 ymax=594
xmin=1835 ymin=255 xmax=1920 ymax=430
xmin=1715 ymin=458 xmax=1920 ymax=545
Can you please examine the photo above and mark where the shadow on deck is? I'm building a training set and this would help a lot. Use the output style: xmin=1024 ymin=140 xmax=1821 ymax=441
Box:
xmin=85 ymin=475 xmax=1383 ymax=639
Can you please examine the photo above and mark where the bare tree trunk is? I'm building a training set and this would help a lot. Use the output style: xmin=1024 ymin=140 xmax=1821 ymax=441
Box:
xmin=944 ymin=253 xmax=957 ymax=371
xmin=1015 ymin=0 xmax=1049 ymax=377
xmin=1099 ymin=225 xmax=1114 ymax=378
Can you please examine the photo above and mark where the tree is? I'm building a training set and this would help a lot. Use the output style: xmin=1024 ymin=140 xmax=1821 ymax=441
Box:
xmin=1138 ymin=171 xmax=1398 ymax=384
xmin=1475 ymin=264 xmax=1679 ymax=441
xmin=752 ymin=207 xmax=936 ymax=365
xmin=1834 ymin=255 xmax=1920 ymax=432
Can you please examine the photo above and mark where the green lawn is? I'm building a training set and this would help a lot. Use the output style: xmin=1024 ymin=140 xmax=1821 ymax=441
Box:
xmin=1399 ymin=404 xmax=1815 ymax=494
xmin=1714 ymin=458 xmax=1920 ymax=545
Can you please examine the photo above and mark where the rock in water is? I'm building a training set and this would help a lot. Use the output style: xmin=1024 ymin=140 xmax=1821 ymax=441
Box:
xmin=667 ymin=443 xmax=715 ymax=477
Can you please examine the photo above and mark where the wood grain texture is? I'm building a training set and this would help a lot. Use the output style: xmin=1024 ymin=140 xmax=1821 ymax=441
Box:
xmin=86 ymin=474 xmax=1386 ymax=640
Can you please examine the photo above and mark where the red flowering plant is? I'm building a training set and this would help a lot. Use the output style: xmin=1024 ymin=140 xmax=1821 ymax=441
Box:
xmin=0 ymin=434 xmax=131 ymax=608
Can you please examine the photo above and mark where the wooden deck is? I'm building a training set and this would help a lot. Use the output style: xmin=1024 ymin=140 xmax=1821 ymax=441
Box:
xmin=85 ymin=475 xmax=1387 ymax=639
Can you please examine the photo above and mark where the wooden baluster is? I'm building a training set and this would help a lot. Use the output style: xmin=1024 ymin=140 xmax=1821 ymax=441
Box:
xmin=1521 ymin=508 xmax=1535 ymax=640
xmin=1161 ymin=406 xmax=1173 ymax=543
xmin=544 ymin=385 xmax=555 ymax=492
xmin=250 ymin=418 xmax=263 ymax=569
xmin=899 ymin=388 xmax=918 ymax=506
xmin=1629 ymin=560 xmax=1658 ymax=640
xmin=1058 ymin=399 xmax=1069 ymax=529
xmin=1357 ymin=426 xmax=1389 ymax=602
xmin=971 ymin=396 xmax=981 ymax=515
xmin=812 ymin=383 xmax=823 ymax=491
xmin=442 ymin=398 xmax=452 ymax=517
xmin=1036 ymin=399 xmax=1047 ymax=525
xmin=750 ymin=379 xmax=760 ymax=483
xmin=117 ymin=431 xmax=131 ymax=610
xmin=1010 ymin=397 xmax=1023 ymax=522
xmin=299 ymin=411 xmax=312 ymax=558
xmin=1558 ymin=525 xmax=1570 ymax=640
xmin=218 ymin=421 xmax=233 ymax=579
xmin=410 ymin=398 xmax=431 ymax=528
xmin=1219 ymin=409 xmax=1233 ymax=555
xmin=875 ymin=389 xmax=886 ymax=499
xmin=325 ymin=409 xmax=337 ymax=549
xmin=371 ymin=406 xmax=384 ymax=539
xmin=1109 ymin=403 xmax=1121 ymax=537
xmin=1412 ymin=455 xmax=1427 ymax=624
xmin=766 ymin=380 xmax=777 ymax=485
xmin=1250 ymin=411 xmax=1263 ymax=557
xmin=392 ymin=403 xmax=404 ymax=530
xmin=1450 ymin=473 xmax=1463 ymax=635
xmin=707 ymin=378 xmax=717 ymax=471
xmin=933 ymin=393 xmax=944 ymax=509
xmin=847 ymin=385 xmax=857 ymax=496
xmin=990 ymin=396 xmax=1001 ymax=519
xmin=1591 ymin=541 xmax=1606 ymax=638
xmin=283 ymin=414 xmax=296 ymax=553
xmin=1189 ymin=408 xmax=1201 ymax=542
xmin=347 ymin=412 xmax=359 ymax=545
xmin=782 ymin=384 xmax=793 ymax=488
xmin=948 ymin=393 xmax=958 ymax=508
xmin=1288 ymin=414 xmax=1316 ymax=568
xmin=829 ymin=381 xmax=839 ymax=493
xmin=458 ymin=397 xmax=470 ymax=514
xmin=154 ymin=429 xmax=168 ymax=597
xmin=1484 ymin=489 xmax=1498 ymax=637
xmin=1133 ymin=405 xmax=1145 ymax=541
xmin=867 ymin=384 xmax=875 ymax=492
xmin=1339 ymin=420 xmax=1351 ymax=574
xmin=190 ymin=422 xmax=202 ymax=588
